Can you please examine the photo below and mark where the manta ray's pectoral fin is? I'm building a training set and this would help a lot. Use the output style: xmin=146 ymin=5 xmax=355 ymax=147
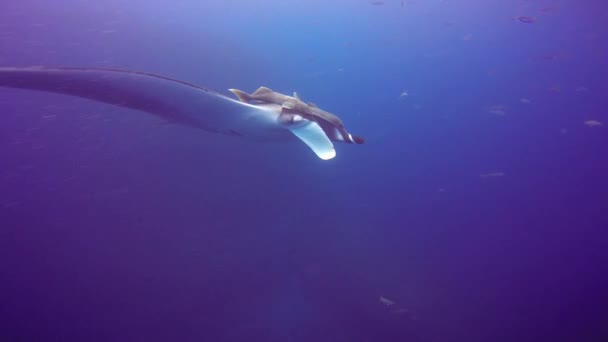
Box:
xmin=279 ymin=111 xmax=335 ymax=160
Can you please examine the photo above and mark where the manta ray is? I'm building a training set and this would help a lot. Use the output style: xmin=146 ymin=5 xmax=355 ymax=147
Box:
xmin=0 ymin=66 xmax=364 ymax=160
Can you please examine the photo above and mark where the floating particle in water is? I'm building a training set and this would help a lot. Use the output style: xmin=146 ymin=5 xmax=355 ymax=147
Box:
xmin=520 ymin=98 xmax=531 ymax=104
xmin=584 ymin=120 xmax=603 ymax=127
xmin=513 ymin=16 xmax=536 ymax=23
xmin=380 ymin=296 xmax=395 ymax=307
xmin=487 ymin=104 xmax=507 ymax=116
xmin=379 ymin=296 xmax=414 ymax=318
xmin=370 ymin=0 xmax=384 ymax=5
xmin=480 ymin=172 xmax=505 ymax=178
xmin=463 ymin=33 xmax=473 ymax=41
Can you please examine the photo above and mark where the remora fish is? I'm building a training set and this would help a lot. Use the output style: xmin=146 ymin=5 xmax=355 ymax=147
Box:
xmin=0 ymin=66 xmax=364 ymax=160
xmin=229 ymin=87 xmax=365 ymax=145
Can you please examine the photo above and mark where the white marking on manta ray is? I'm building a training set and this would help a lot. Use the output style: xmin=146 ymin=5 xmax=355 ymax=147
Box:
xmin=0 ymin=66 xmax=365 ymax=160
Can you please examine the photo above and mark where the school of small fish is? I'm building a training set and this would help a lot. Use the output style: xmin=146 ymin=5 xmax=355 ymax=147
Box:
xmin=360 ymin=0 xmax=602 ymax=199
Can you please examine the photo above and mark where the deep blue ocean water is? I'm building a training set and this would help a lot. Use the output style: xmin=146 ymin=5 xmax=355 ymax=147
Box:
xmin=1 ymin=1 xmax=607 ymax=341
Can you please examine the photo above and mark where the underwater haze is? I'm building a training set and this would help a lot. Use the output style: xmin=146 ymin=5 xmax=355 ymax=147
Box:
xmin=1 ymin=0 xmax=608 ymax=341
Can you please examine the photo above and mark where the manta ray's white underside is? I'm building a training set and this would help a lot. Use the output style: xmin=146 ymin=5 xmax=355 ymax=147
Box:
xmin=0 ymin=67 xmax=337 ymax=160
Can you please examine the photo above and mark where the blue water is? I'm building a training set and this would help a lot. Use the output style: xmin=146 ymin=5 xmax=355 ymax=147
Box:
xmin=1 ymin=1 xmax=607 ymax=341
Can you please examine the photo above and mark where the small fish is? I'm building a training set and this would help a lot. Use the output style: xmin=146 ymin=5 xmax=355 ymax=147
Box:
xmin=513 ymin=16 xmax=536 ymax=23
xmin=379 ymin=296 xmax=395 ymax=307
xmin=584 ymin=120 xmax=603 ymax=127
xmin=487 ymin=104 xmax=507 ymax=116
xmin=480 ymin=172 xmax=505 ymax=178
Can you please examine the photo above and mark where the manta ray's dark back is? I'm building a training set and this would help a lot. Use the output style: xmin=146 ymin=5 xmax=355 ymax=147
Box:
xmin=0 ymin=66 xmax=232 ymax=130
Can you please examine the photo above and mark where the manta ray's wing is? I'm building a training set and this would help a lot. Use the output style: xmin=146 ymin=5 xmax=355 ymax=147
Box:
xmin=0 ymin=66 xmax=294 ymax=141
